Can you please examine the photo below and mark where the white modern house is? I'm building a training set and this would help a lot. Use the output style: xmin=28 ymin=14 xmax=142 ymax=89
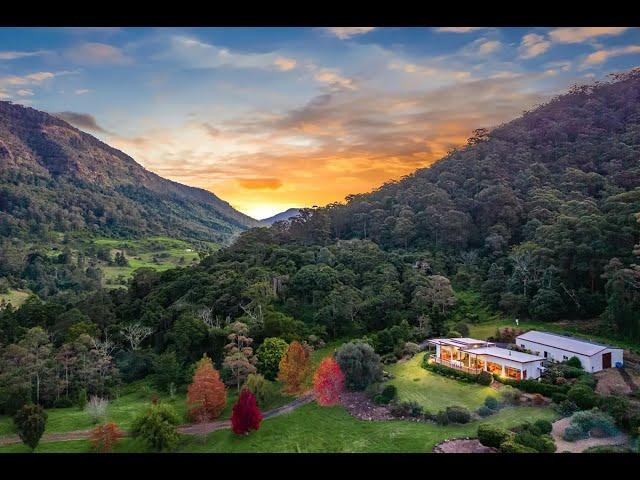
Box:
xmin=516 ymin=330 xmax=624 ymax=373
xmin=427 ymin=337 xmax=545 ymax=380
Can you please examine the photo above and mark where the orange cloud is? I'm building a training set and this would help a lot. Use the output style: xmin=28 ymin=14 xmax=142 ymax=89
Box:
xmin=238 ymin=178 xmax=283 ymax=190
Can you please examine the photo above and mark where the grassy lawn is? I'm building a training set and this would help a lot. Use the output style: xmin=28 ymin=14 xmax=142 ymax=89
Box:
xmin=0 ymin=288 xmax=30 ymax=308
xmin=97 ymin=236 xmax=217 ymax=286
xmin=385 ymin=353 xmax=498 ymax=412
xmin=0 ymin=374 xmax=295 ymax=438
xmin=0 ymin=403 xmax=556 ymax=453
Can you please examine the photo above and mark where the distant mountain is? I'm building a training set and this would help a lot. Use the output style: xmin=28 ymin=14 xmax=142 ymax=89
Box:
xmin=0 ymin=101 xmax=260 ymax=244
xmin=261 ymin=208 xmax=301 ymax=225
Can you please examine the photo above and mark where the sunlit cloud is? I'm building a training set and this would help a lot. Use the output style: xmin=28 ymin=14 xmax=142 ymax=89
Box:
xmin=324 ymin=27 xmax=376 ymax=39
xmin=519 ymin=33 xmax=551 ymax=59
xmin=0 ymin=50 xmax=49 ymax=60
xmin=157 ymin=36 xmax=297 ymax=72
xmin=238 ymin=178 xmax=283 ymax=190
xmin=549 ymin=27 xmax=630 ymax=44
xmin=65 ymin=42 xmax=132 ymax=65
xmin=581 ymin=45 xmax=640 ymax=67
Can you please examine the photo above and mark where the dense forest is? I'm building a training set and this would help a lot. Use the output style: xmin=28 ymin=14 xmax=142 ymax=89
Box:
xmin=1 ymin=69 xmax=639 ymax=413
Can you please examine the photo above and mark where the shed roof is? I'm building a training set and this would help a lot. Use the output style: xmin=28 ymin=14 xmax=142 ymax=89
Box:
xmin=464 ymin=346 xmax=544 ymax=363
xmin=516 ymin=330 xmax=621 ymax=357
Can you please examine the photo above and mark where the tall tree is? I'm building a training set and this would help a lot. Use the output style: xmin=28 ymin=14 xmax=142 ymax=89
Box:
xmin=277 ymin=341 xmax=311 ymax=394
xmin=223 ymin=321 xmax=257 ymax=391
xmin=231 ymin=388 xmax=263 ymax=435
xmin=313 ymin=356 xmax=345 ymax=406
xmin=186 ymin=354 xmax=227 ymax=422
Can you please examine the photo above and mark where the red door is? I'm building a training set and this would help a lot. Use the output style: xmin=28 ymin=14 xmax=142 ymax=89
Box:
xmin=602 ymin=352 xmax=612 ymax=369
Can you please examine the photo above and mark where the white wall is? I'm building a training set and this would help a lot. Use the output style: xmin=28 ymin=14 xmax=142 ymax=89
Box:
xmin=482 ymin=354 xmax=543 ymax=380
xmin=517 ymin=339 xmax=624 ymax=372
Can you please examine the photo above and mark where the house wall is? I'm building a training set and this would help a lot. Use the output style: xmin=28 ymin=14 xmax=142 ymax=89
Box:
xmin=517 ymin=338 xmax=624 ymax=372
xmin=481 ymin=354 xmax=543 ymax=380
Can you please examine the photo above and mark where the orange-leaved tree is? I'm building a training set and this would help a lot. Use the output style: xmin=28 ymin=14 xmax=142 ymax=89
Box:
xmin=277 ymin=341 xmax=311 ymax=394
xmin=91 ymin=422 xmax=124 ymax=453
xmin=187 ymin=354 xmax=227 ymax=422
xmin=313 ymin=356 xmax=345 ymax=406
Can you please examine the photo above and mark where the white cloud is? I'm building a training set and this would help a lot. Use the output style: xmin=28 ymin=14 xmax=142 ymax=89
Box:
xmin=75 ymin=89 xmax=91 ymax=95
xmin=0 ymin=50 xmax=49 ymax=61
xmin=0 ymin=71 xmax=56 ymax=86
xmin=314 ymin=68 xmax=357 ymax=91
xmin=324 ymin=27 xmax=376 ymax=39
xmin=274 ymin=57 xmax=297 ymax=71
xmin=582 ymin=45 xmax=640 ymax=67
xmin=549 ymin=27 xmax=630 ymax=44
xmin=65 ymin=42 xmax=132 ymax=65
xmin=477 ymin=40 xmax=501 ymax=55
xmin=435 ymin=27 xmax=486 ymax=33
xmin=16 ymin=89 xmax=34 ymax=96
xmin=159 ymin=36 xmax=297 ymax=72
xmin=519 ymin=33 xmax=551 ymax=59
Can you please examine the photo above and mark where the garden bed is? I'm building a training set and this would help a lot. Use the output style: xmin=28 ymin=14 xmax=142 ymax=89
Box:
xmin=340 ymin=392 xmax=394 ymax=421
xmin=433 ymin=438 xmax=497 ymax=453
xmin=551 ymin=417 xmax=629 ymax=453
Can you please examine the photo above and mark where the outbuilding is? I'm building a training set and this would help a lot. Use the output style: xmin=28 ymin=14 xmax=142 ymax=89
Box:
xmin=515 ymin=330 xmax=624 ymax=373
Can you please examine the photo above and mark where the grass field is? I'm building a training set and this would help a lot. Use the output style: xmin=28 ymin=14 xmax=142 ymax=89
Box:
xmin=0 ymin=374 xmax=294 ymax=438
xmin=0 ymin=403 xmax=557 ymax=453
xmin=385 ymin=352 xmax=497 ymax=412
xmin=0 ymin=288 xmax=30 ymax=308
xmin=96 ymin=236 xmax=218 ymax=286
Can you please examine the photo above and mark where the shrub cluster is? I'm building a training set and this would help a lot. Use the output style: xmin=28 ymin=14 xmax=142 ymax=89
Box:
xmin=478 ymin=421 xmax=557 ymax=453
xmin=389 ymin=400 xmax=423 ymax=418
xmin=445 ymin=405 xmax=471 ymax=424
xmin=373 ymin=385 xmax=397 ymax=405
xmin=477 ymin=424 xmax=511 ymax=448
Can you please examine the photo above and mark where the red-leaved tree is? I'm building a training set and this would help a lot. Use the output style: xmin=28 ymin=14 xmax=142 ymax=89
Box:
xmin=187 ymin=354 xmax=227 ymax=422
xmin=91 ymin=422 xmax=124 ymax=453
xmin=277 ymin=341 xmax=311 ymax=394
xmin=313 ymin=356 xmax=345 ymax=406
xmin=231 ymin=388 xmax=263 ymax=435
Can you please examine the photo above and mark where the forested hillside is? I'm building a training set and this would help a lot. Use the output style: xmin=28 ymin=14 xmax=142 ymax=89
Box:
xmin=1 ymin=70 xmax=639 ymax=416
xmin=0 ymin=101 xmax=259 ymax=299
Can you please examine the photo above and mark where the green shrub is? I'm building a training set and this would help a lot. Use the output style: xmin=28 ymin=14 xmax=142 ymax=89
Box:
xmin=514 ymin=431 xmax=556 ymax=453
xmin=584 ymin=445 xmax=633 ymax=453
xmin=476 ymin=406 xmax=494 ymax=417
xmin=566 ymin=357 xmax=583 ymax=369
xmin=436 ymin=410 xmax=449 ymax=426
xmin=570 ymin=409 xmax=617 ymax=438
xmin=336 ymin=342 xmax=383 ymax=391
xmin=13 ymin=404 xmax=47 ymax=451
xmin=556 ymin=399 xmax=579 ymax=417
xmin=131 ymin=403 xmax=180 ymax=452
xmin=484 ymin=395 xmax=499 ymax=410
xmin=567 ymin=384 xmax=598 ymax=410
xmin=256 ymin=337 xmax=289 ymax=381
xmin=551 ymin=392 xmax=567 ymax=404
xmin=477 ymin=371 xmax=493 ymax=386
xmin=422 ymin=358 xmax=481 ymax=383
xmin=381 ymin=385 xmax=397 ymax=402
xmin=76 ymin=388 xmax=88 ymax=410
xmin=448 ymin=330 xmax=462 ymax=338
xmin=390 ymin=400 xmax=423 ymax=418
xmin=533 ymin=419 xmax=553 ymax=435
xmin=446 ymin=405 xmax=471 ymax=424
xmin=598 ymin=395 xmax=630 ymax=428
xmin=562 ymin=424 xmax=586 ymax=442
xmin=499 ymin=440 xmax=538 ymax=453
xmin=244 ymin=373 xmax=277 ymax=408
xmin=500 ymin=385 xmax=520 ymax=405
xmin=477 ymin=424 xmax=511 ymax=448
xmin=577 ymin=374 xmax=597 ymax=390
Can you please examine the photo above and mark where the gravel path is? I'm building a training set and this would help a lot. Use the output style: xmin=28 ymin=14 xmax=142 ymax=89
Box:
xmin=0 ymin=394 xmax=316 ymax=446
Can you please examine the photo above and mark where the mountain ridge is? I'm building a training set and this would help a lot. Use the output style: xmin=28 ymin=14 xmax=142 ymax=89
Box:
xmin=0 ymin=100 xmax=260 ymax=243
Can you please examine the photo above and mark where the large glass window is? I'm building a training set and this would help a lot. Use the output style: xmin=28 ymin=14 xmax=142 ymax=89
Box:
xmin=487 ymin=362 xmax=502 ymax=375
xmin=505 ymin=366 xmax=521 ymax=379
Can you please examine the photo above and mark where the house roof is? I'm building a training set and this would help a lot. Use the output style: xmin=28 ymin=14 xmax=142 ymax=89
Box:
xmin=464 ymin=346 xmax=545 ymax=363
xmin=516 ymin=330 xmax=621 ymax=357
xmin=427 ymin=338 xmax=493 ymax=348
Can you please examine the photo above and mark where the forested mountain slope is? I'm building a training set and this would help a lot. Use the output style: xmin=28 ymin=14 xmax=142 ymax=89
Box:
xmin=0 ymin=100 xmax=259 ymax=244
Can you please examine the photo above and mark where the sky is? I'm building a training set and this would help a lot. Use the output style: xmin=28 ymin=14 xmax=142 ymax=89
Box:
xmin=1 ymin=27 xmax=639 ymax=219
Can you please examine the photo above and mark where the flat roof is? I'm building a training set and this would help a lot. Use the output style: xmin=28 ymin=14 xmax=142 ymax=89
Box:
xmin=464 ymin=346 xmax=545 ymax=363
xmin=516 ymin=330 xmax=622 ymax=357
xmin=427 ymin=338 xmax=493 ymax=348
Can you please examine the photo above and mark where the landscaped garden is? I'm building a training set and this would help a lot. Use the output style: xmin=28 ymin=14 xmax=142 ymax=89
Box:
xmin=386 ymin=352 xmax=497 ymax=412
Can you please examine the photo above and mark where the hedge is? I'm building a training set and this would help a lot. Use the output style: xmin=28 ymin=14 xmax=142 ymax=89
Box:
xmin=422 ymin=358 xmax=481 ymax=383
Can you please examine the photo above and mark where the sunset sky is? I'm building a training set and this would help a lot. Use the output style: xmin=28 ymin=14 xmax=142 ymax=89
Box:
xmin=1 ymin=27 xmax=639 ymax=219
